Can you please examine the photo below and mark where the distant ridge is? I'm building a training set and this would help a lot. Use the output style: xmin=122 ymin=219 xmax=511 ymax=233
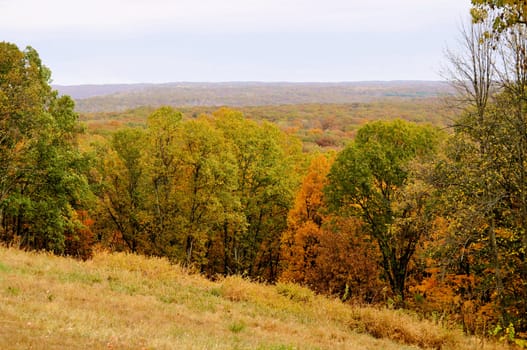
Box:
xmin=53 ymin=83 xmax=154 ymax=99
xmin=53 ymin=81 xmax=454 ymax=113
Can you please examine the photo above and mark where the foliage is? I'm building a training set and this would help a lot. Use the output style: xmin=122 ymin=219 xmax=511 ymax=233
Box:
xmin=280 ymin=154 xmax=385 ymax=302
xmin=0 ymin=42 xmax=92 ymax=255
xmin=63 ymin=210 xmax=96 ymax=260
xmin=280 ymin=154 xmax=332 ymax=284
xmin=91 ymin=127 xmax=147 ymax=253
xmin=419 ymin=15 xmax=527 ymax=339
xmin=91 ymin=106 xmax=301 ymax=280
xmin=325 ymin=120 xmax=441 ymax=301
xmin=7 ymin=33 xmax=527 ymax=341
xmin=471 ymin=0 xmax=527 ymax=32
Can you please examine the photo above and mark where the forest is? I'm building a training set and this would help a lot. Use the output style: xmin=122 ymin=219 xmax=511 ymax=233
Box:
xmin=2 ymin=0 xmax=527 ymax=345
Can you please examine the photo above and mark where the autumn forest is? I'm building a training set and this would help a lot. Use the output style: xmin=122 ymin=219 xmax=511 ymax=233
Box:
xmin=3 ymin=0 xmax=527 ymax=345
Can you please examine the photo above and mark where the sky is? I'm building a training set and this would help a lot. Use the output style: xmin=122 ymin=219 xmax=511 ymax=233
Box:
xmin=1 ymin=0 xmax=471 ymax=85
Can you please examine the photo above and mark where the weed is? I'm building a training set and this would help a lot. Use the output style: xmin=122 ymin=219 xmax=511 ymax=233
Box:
xmin=159 ymin=295 xmax=176 ymax=304
xmin=228 ymin=320 xmax=246 ymax=333
xmin=209 ymin=287 xmax=222 ymax=297
xmin=108 ymin=279 xmax=139 ymax=295
xmin=276 ymin=282 xmax=314 ymax=303
xmin=6 ymin=285 xmax=20 ymax=296
xmin=354 ymin=307 xmax=452 ymax=349
xmin=257 ymin=345 xmax=297 ymax=350
xmin=220 ymin=275 xmax=251 ymax=302
xmin=59 ymin=271 xmax=102 ymax=285
xmin=0 ymin=261 xmax=11 ymax=273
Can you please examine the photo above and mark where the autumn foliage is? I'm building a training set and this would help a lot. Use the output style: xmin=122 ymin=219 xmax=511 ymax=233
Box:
xmin=64 ymin=210 xmax=96 ymax=260
xmin=280 ymin=155 xmax=385 ymax=302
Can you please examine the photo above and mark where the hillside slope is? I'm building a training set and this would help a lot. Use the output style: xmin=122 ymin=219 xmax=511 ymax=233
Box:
xmin=0 ymin=247 xmax=506 ymax=350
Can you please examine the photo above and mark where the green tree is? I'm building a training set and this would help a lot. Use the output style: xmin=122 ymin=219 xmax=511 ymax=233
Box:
xmin=173 ymin=118 xmax=239 ymax=267
xmin=0 ymin=42 xmax=92 ymax=255
xmin=325 ymin=120 xmax=439 ymax=301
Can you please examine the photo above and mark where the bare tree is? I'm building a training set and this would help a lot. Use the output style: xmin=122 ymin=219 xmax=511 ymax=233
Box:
xmin=442 ymin=18 xmax=507 ymax=319
xmin=443 ymin=19 xmax=497 ymax=128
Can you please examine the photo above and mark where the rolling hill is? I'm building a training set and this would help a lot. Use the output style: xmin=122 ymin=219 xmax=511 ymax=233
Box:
xmin=53 ymin=81 xmax=455 ymax=113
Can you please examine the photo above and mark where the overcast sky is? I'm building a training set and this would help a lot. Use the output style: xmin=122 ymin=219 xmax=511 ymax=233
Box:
xmin=1 ymin=0 xmax=471 ymax=85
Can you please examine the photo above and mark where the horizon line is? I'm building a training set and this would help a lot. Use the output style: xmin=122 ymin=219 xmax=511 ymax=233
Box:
xmin=52 ymin=80 xmax=449 ymax=87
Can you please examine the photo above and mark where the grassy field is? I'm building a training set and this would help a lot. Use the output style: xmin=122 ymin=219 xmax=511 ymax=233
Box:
xmin=0 ymin=246 xmax=509 ymax=350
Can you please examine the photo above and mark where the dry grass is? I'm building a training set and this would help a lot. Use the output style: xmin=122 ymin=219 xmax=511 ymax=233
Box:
xmin=0 ymin=246 xmax=511 ymax=349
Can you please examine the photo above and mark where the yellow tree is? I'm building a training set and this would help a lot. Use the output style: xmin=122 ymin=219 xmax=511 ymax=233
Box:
xmin=174 ymin=118 xmax=239 ymax=267
xmin=212 ymin=108 xmax=301 ymax=280
xmin=143 ymin=106 xmax=183 ymax=257
xmin=472 ymin=0 xmax=527 ymax=30
xmin=92 ymin=128 xmax=148 ymax=253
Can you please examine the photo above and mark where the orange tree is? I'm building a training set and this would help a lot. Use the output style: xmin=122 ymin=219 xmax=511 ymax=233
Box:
xmin=280 ymin=154 xmax=385 ymax=302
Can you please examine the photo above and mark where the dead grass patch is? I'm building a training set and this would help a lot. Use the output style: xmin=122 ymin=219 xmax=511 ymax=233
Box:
xmin=354 ymin=307 xmax=450 ymax=349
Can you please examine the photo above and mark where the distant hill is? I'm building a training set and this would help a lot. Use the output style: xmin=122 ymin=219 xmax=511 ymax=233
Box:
xmin=53 ymin=84 xmax=154 ymax=99
xmin=53 ymin=81 xmax=455 ymax=113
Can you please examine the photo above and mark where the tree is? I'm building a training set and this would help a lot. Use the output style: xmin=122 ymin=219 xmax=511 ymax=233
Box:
xmin=471 ymin=0 xmax=527 ymax=31
xmin=211 ymin=108 xmax=302 ymax=280
xmin=93 ymin=128 xmax=147 ymax=253
xmin=280 ymin=154 xmax=333 ymax=284
xmin=280 ymin=154 xmax=384 ymax=302
xmin=325 ymin=120 xmax=440 ymax=301
xmin=171 ymin=118 xmax=239 ymax=267
xmin=0 ymin=42 xmax=92 ymax=255
xmin=88 ymin=106 xmax=301 ymax=278
xmin=142 ymin=106 xmax=183 ymax=257
xmin=0 ymin=43 xmax=49 ymax=209
xmin=428 ymin=16 xmax=527 ymax=335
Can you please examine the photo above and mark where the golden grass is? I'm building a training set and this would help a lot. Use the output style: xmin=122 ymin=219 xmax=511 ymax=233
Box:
xmin=0 ymin=246 xmax=511 ymax=350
